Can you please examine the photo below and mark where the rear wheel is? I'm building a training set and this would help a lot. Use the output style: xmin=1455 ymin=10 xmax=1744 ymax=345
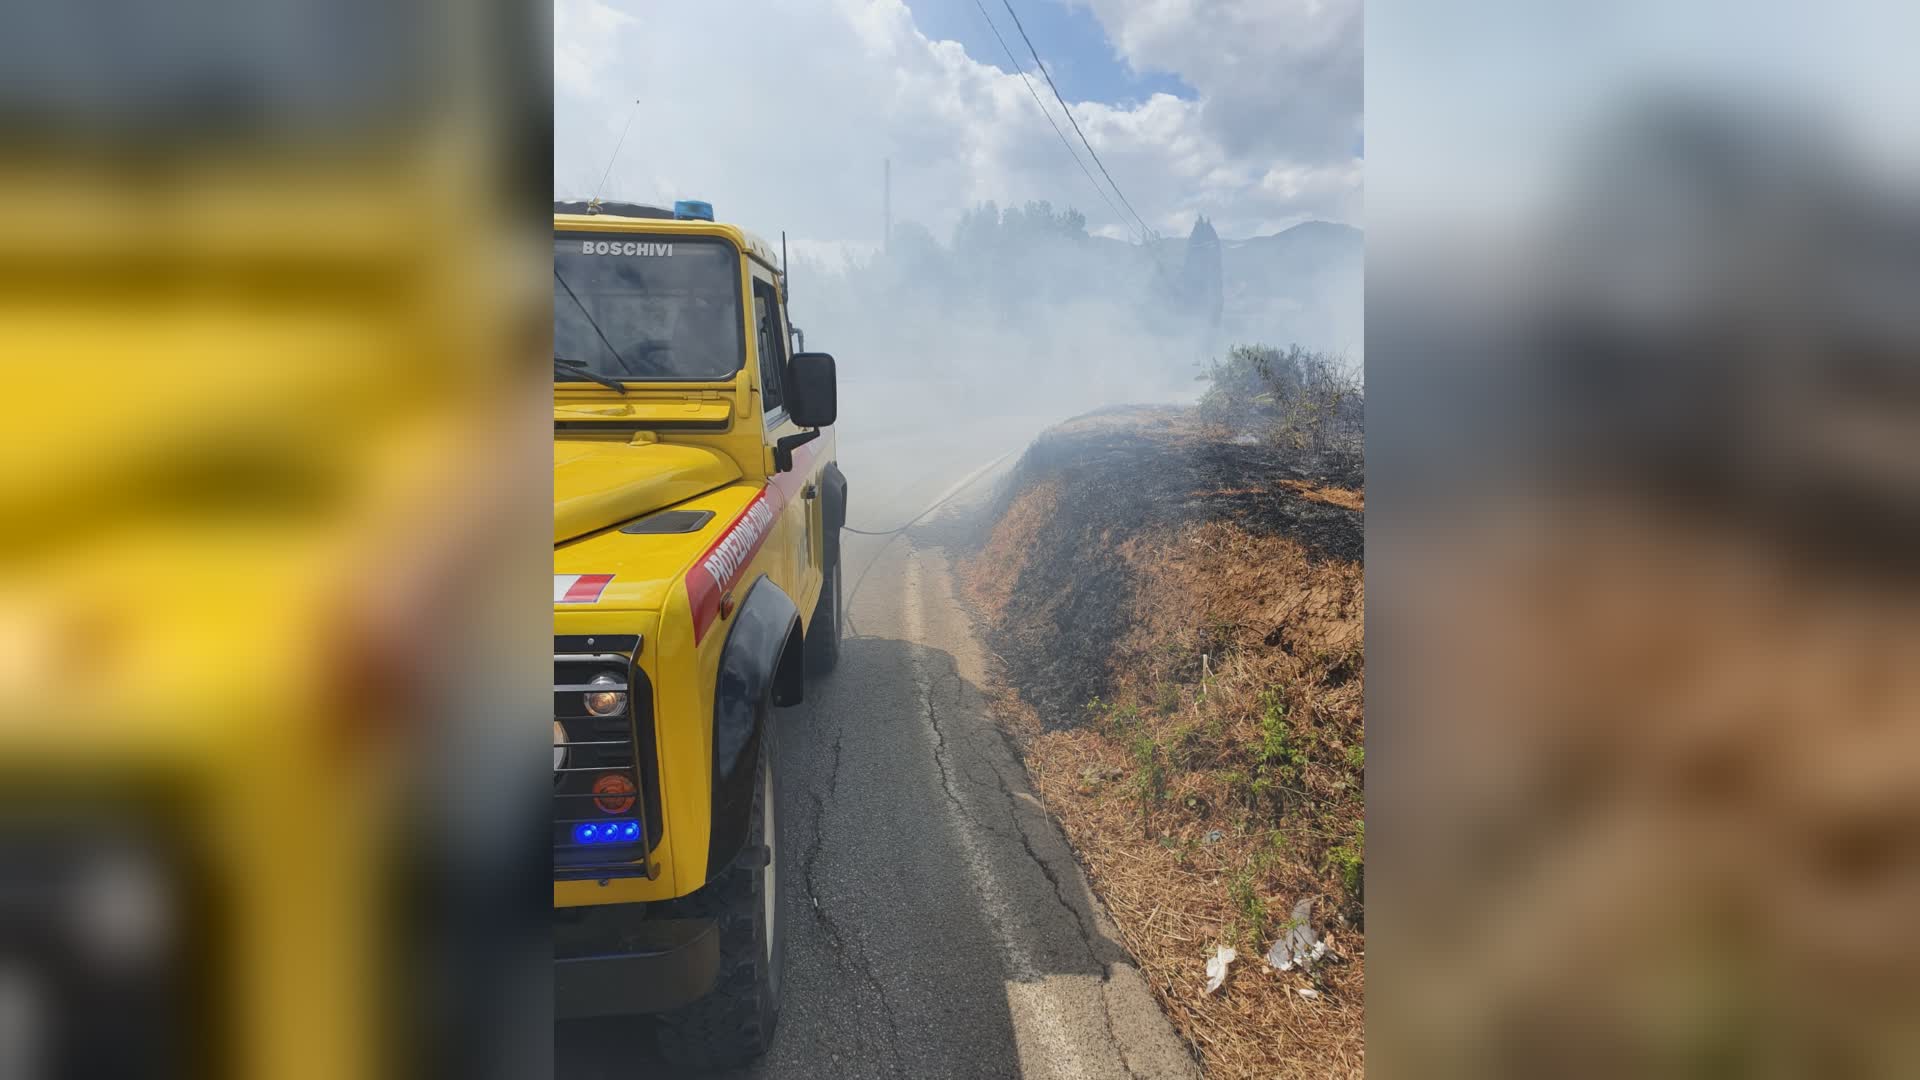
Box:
xmin=654 ymin=720 xmax=785 ymax=1069
xmin=806 ymin=541 xmax=843 ymax=676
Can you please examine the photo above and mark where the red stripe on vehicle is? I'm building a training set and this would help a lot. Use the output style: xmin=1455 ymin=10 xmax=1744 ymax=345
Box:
xmin=562 ymin=573 xmax=614 ymax=604
xmin=686 ymin=437 xmax=825 ymax=643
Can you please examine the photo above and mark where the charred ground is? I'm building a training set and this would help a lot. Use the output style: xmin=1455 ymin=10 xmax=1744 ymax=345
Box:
xmin=958 ymin=404 xmax=1365 ymax=1079
xmin=970 ymin=405 xmax=1362 ymax=726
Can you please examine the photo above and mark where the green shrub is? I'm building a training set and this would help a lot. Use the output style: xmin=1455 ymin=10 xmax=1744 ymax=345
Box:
xmin=1153 ymin=681 xmax=1182 ymax=715
xmin=1087 ymin=696 xmax=1141 ymax=737
xmin=1128 ymin=731 xmax=1165 ymax=821
xmin=1197 ymin=343 xmax=1362 ymax=460
xmin=1256 ymin=690 xmax=1304 ymax=782
xmin=1226 ymin=865 xmax=1268 ymax=948
xmin=1325 ymin=823 xmax=1364 ymax=907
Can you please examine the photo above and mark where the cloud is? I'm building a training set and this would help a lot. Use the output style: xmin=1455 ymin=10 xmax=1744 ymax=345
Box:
xmin=1066 ymin=0 xmax=1363 ymax=161
xmin=553 ymin=0 xmax=635 ymax=102
xmin=553 ymin=0 xmax=1361 ymax=249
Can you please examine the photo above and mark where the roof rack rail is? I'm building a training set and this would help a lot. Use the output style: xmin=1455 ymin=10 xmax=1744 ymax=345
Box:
xmin=553 ymin=199 xmax=676 ymax=219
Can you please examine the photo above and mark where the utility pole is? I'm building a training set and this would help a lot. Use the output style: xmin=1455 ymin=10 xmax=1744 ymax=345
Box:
xmin=883 ymin=157 xmax=892 ymax=257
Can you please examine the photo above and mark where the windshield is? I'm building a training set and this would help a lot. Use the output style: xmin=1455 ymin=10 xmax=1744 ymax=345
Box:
xmin=553 ymin=233 xmax=745 ymax=382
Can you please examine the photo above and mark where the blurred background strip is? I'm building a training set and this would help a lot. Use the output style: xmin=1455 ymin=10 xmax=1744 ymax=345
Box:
xmin=1366 ymin=3 xmax=1920 ymax=1078
xmin=0 ymin=2 xmax=553 ymax=1078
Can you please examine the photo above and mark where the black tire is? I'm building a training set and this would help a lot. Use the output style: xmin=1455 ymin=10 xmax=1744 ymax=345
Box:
xmin=654 ymin=720 xmax=786 ymax=1069
xmin=805 ymin=541 xmax=843 ymax=676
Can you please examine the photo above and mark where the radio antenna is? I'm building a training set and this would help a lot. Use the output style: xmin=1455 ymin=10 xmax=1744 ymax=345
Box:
xmin=781 ymin=231 xmax=790 ymax=303
xmin=591 ymin=99 xmax=641 ymax=205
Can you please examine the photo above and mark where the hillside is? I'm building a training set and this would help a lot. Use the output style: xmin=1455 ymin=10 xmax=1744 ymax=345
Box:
xmin=961 ymin=406 xmax=1365 ymax=1079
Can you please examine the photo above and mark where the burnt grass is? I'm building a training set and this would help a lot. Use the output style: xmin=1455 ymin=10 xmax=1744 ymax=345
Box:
xmin=974 ymin=405 xmax=1362 ymax=727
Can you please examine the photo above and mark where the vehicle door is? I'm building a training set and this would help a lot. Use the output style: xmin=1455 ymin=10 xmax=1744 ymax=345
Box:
xmin=749 ymin=271 xmax=819 ymax=605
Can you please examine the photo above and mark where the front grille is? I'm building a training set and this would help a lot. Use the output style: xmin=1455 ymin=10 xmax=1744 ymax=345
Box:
xmin=553 ymin=635 xmax=662 ymax=880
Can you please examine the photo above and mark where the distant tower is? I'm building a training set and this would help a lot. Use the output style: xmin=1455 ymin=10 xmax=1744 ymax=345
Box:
xmin=1182 ymin=215 xmax=1224 ymax=328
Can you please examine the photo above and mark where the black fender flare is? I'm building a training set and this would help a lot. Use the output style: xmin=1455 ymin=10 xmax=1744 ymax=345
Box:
xmin=707 ymin=575 xmax=802 ymax=882
xmin=821 ymin=461 xmax=848 ymax=560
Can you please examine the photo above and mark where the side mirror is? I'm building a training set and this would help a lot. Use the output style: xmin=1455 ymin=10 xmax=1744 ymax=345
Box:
xmin=786 ymin=351 xmax=837 ymax=428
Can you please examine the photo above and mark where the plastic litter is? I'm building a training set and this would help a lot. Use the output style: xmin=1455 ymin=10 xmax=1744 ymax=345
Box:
xmin=1296 ymin=987 xmax=1322 ymax=1001
xmin=1203 ymin=944 xmax=1236 ymax=994
xmin=1266 ymin=897 xmax=1329 ymax=972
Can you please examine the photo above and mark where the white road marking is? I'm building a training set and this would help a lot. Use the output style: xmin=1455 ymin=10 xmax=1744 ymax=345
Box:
xmin=902 ymin=553 xmax=1106 ymax=1080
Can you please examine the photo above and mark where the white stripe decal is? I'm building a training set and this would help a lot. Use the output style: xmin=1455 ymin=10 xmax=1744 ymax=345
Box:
xmin=556 ymin=574 xmax=615 ymax=604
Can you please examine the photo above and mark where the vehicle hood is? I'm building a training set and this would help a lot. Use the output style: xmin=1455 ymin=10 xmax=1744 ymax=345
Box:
xmin=554 ymin=480 xmax=763 ymax=613
xmin=553 ymin=439 xmax=741 ymax=544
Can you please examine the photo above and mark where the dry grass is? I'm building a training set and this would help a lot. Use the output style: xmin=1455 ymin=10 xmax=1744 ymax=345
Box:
xmin=967 ymin=477 xmax=1060 ymax=619
xmin=964 ymin=504 xmax=1365 ymax=1078
xmin=1277 ymin=480 xmax=1364 ymax=512
xmin=1189 ymin=481 xmax=1363 ymax=513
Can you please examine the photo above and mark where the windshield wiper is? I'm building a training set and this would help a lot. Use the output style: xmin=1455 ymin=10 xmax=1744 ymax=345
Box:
xmin=554 ymin=267 xmax=636 ymax=378
xmin=554 ymin=355 xmax=627 ymax=394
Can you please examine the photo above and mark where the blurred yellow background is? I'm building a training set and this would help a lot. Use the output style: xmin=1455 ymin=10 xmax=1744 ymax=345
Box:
xmin=0 ymin=3 xmax=550 ymax=1077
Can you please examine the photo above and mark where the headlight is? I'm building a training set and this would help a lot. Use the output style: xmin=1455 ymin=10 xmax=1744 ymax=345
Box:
xmin=582 ymin=673 xmax=627 ymax=717
xmin=553 ymin=719 xmax=569 ymax=773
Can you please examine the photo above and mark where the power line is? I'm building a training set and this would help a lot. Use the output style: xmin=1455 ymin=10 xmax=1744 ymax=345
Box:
xmin=999 ymin=0 xmax=1160 ymax=245
xmin=968 ymin=0 xmax=1135 ymax=243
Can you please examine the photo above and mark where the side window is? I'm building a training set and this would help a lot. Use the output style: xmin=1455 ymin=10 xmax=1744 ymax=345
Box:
xmin=752 ymin=279 xmax=786 ymax=416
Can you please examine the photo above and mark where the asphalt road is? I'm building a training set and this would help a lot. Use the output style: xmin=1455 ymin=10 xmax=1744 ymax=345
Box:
xmin=557 ymin=417 xmax=1199 ymax=1079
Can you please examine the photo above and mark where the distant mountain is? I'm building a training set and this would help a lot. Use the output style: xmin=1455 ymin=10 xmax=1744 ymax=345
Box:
xmin=1231 ymin=219 xmax=1364 ymax=253
xmin=1218 ymin=220 xmax=1363 ymax=358
xmin=1222 ymin=221 xmax=1362 ymax=299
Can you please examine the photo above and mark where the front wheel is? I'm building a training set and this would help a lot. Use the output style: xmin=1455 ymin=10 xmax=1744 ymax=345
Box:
xmin=654 ymin=721 xmax=785 ymax=1068
xmin=806 ymin=541 xmax=843 ymax=676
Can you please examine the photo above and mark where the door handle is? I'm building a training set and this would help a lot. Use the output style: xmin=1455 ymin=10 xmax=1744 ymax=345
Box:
xmin=801 ymin=483 xmax=817 ymax=500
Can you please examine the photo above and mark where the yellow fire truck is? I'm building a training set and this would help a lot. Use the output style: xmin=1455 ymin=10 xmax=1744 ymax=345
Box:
xmin=551 ymin=198 xmax=845 ymax=1066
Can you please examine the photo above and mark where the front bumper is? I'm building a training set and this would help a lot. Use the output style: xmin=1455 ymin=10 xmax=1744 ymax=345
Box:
xmin=554 ymin=908 xmax=718 ymax=1017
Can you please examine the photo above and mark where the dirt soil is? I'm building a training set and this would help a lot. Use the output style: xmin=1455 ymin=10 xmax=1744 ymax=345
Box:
xmin=958 ymin=406 xmax=1366 ymax=1079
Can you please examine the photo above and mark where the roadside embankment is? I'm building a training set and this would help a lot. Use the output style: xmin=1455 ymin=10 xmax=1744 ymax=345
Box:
xmin=960 ymin=405 xmax=1365 ymax=1080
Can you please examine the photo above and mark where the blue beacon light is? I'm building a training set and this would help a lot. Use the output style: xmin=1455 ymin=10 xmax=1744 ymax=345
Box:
xmin=673 ymin=199 xmax=714 ymax=221
xmin=574 ymin=821 xmax=640 ymax=845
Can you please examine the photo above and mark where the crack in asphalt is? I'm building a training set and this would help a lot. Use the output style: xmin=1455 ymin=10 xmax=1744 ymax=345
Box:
xmin=811 ymin=535 xmax=1178 ymax=1079
xmin=796 ymin=698 xmax=905 ymax=1071
xmin=933 ymin=638 xmax=1113 ymax=949
xmin=920 ymin=623 xmax=1173 ymax=1079
xmin=1097 ymin=976 xmax=1147 ymax=1080
xmin=925 ymin=650 xmax=1145 ymax=1077
xmin=909 ymin=559 xmax=1158 ymax=1077
xmin=915 ymin=642 xmax=1104 ymax=967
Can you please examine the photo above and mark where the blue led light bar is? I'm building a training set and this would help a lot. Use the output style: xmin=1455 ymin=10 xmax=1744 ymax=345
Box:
xmin=573 ymin=820 xmax=642 ymax=845
xmin=672 ymin=199 xmax=714 ymax=221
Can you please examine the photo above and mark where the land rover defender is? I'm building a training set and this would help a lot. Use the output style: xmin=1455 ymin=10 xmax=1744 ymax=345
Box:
xmin=552 ymin=199 xmax=846 ymax=1067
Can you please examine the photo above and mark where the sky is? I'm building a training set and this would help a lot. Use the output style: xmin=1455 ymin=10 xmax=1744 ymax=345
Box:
xmin=553 ymin=0 xmax=1362 ymax=263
